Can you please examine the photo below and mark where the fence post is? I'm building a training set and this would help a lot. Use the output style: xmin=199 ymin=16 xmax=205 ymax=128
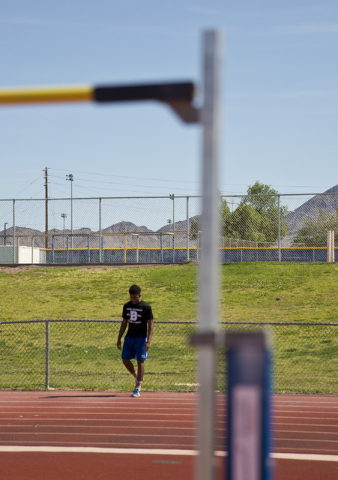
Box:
xmin=124 ymin=227 xmax=127 ymax=263
xmin=88 ymin=235 xmax=90 ymax=263
xmin=45 ymin=321 xmax=50 ymax=390
xmin=186 ymin=196 xmax=190 ymax=261
xmin=99 ymin=198 xmax=102 ymax=263
xmin=160 ymin=233 xmax=163 ymax=262
xmin=13 ymin=199 xmax=16 ymax=263
xmin=327 ymin=230 xmax=334 ymax=263
xmin=136 ymin=234 xmax=139 ymax=263
xmin=172 ymin=234 xmax=175 ymax=263
xmin=278 ymin=195 xmax=281 ymax=262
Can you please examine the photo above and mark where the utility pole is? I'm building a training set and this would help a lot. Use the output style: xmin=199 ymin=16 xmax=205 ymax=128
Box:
xmin=66 ymin=174 xmax=74 ymax=248
xmin=43 ymin=167 xmax=48 ymax=249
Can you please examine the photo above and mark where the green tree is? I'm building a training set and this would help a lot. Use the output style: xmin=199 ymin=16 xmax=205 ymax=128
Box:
xmin=225 ymin=204 xmax=266 ymax=242
xmin=293 ymin=208 xmax=338 ymax=247
xmin=240 ymin=181 xmax=289 ymax=242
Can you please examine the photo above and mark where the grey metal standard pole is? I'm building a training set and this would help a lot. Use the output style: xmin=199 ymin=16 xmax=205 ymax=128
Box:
xmin=99 ymin=198 xmax=102 ymax=263
xmin=186 ymin=196 xmax=190 ymax=261
xmin=278 ymin=195 xmax=281 ymax=262
xmin=45 ymin=321 xmax=50 ymax=390
xmin=197 ymin=30 xmax=221 ymax=480
xmin=13 ymin=200 xmax=16 ymax=263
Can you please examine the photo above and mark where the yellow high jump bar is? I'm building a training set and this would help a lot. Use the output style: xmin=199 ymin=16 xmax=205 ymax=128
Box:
xmin=0 ymin=85 xmax=93 ymax=104
xmin=0 ymin=82 xmax=198 ymax=123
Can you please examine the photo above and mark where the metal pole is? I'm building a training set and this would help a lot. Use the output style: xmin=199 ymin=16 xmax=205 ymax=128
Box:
xmin=71 ymin=180 xmax=73 ymax=248
xmin=172 ymin=234 xmax=175 ymax=263
xmin=136 ymin=235 xmax=139 ymax=263
xmin=170 ymin=194 xmax=175 ymax=262
xmin=278 ymin=195 xmax=281 ymax=262
xmin=173 ymin=195 xmax=175 ymax=262
xmin=186 ymin=196 xmax=190 ymax=261
xmin=197 ymin=30 xmax=221 ymax=480
xmin=124 ymin=227 xmax=127 ymax=263
xmin=66 ymin=174 xmax=74 ymax=249
xmin=13 ymin=200 xmax=16 ymax=263
xmin=44 ymin=168 xmax=48 ymax=250
xmin=61 ymin=213 xmax=67 ymax=250
xmin=45 ymin=321 xmax=50 ymax=390
xmin=99 ymin=198 xmax=102 ymax=263
xmin=88 ymin=235 xmax=90 ymax=263
xmin=161 ymin=233 xmax=163 ymax=263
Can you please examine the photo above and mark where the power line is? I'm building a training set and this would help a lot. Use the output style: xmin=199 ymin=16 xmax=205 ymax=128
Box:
xmin=48 ymin=167 xmax=201 ymax=185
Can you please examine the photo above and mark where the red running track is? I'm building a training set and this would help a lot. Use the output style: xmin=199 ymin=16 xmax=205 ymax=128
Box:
xmin=0 ymin=391 xmax=338 ymax=479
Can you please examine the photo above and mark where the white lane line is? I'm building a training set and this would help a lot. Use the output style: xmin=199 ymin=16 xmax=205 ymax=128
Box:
xmin=0 ymin=432 xmax=199 ymax=439
xmin=275 ymin=422 xmax=338 ymax=428
xmin=0 ymin=446 xmax=198 ymax=455
xmin=0 ymin=406 xmax=194 ymax=412
xmin=1 ymin=446 xmax=338 ymax=463
xmin=0 ymin=410 xmax=195 ymax=417
xmin=271 ymin=453 xmax=338 ymax=462
xmin=0 ymin=393 xmax=197 ymax=407
xmin=276 ymin=430 xmax=338 ymax=436
xmin=0 ymin=425 xmax=198 ymax=432
xmin=0 ymin=418 xmax=198 ymax=425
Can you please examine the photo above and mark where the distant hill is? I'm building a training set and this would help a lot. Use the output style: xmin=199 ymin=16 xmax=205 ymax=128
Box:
xmin=285 ymin=185 xmax=338 ymax=238
xmin=0 ymin=218 xmax=199 ymax=249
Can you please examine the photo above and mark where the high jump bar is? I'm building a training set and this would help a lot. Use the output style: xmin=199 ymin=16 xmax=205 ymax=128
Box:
xmin=0 ymin=82 xmax=198 ymax=123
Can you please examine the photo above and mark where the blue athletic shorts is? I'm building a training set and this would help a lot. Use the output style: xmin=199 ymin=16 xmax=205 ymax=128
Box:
xmin=122 ymin=336 xmax=148 ymax=361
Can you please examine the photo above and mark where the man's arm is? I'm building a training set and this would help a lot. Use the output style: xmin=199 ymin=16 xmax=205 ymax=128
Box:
xmin=145 ymin=319 xmax=154 ymax=352
xmin=117 ymin=318 xmax=128 ymax=350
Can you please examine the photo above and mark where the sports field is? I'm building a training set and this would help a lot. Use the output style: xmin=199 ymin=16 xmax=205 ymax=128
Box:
xmin=1 ymin=262 xmax=338 ymax=323
xmin=1 ymin=262 xmax=338 ymax=394
xmin=1 ymin=262 xmax=338 ymax=479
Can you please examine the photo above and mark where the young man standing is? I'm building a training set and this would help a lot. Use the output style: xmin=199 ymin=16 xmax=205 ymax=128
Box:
xmin=117 ymin=284 xmax=154 ymax=397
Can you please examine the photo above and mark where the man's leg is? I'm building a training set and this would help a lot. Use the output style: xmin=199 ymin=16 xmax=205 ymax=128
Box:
xmin=137 ymin=360 xmax=144 ymax=382
xmin=123 ymin=359 xmax=137 ymax=376
xmin=130 ymin=360 xmax=144 ymax=397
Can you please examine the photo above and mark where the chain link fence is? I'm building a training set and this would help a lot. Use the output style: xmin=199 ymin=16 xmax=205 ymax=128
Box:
xmin=1 ymin=192 xmax=338 ymax=264
xmin=1 ymin=320 xmax=337 ymax=394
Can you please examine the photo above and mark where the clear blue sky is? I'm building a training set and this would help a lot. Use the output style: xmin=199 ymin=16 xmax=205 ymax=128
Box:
xmin=1 ymin=0 xmax=337 ymax=202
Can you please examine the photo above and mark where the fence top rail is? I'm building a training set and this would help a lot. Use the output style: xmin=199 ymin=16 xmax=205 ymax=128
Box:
xmin=0 ymin=195 xmax=202 ymax=202
xmin=1 ymin=191 xmax=338 ymax=202
xmin=1 ymin=319 xmax=338 ymax=327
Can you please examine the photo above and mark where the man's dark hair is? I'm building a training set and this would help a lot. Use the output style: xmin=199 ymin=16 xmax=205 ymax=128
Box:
xmin=129 ymin=284 xmax=141 ymax=295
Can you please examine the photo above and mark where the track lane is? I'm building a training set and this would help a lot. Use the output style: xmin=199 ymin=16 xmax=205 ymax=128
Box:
xmin=1 ymin=391 xmax=338 ymax=479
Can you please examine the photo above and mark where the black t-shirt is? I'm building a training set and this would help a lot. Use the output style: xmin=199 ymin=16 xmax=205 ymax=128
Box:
xmin=122 ymin=300 xmax=153 ymax=338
